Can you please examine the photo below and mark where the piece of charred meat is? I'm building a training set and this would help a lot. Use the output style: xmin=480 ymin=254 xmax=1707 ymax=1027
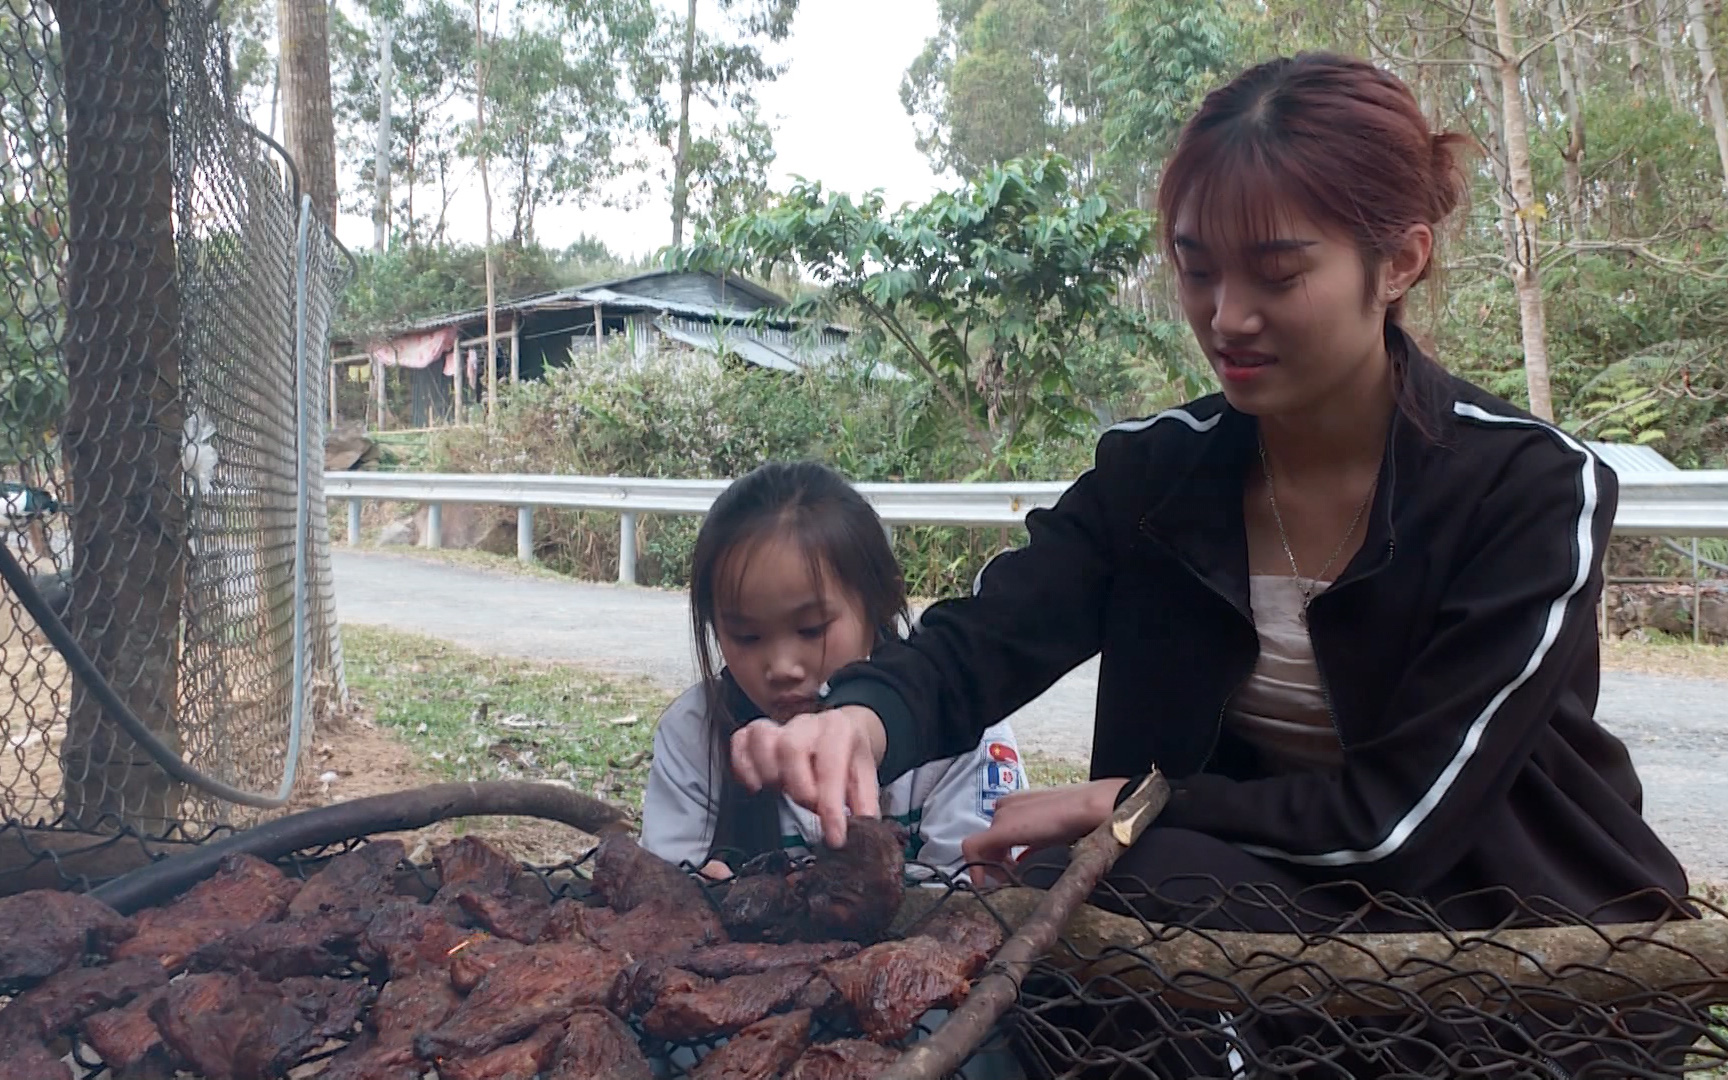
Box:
xmin=0 ymin=1029 xmax=70 ymax=1080
xmin=592 ymin=832 xmax=708 ymax=914
xmin=592 ymin=895 xmax=726 ymax=959
xmin=81 ymin=986 xmax=168 ymax=1072
xmin=690 ymin=1009 xmax=813 ymax=1080
xmin=415 ymin=942 xmax=628 ymax=1060
xmin=818 ymin=937 xmax=974 ymax=1042
xmin=718 ymin=852 xmax=806 ymax=943
xmin=546 ymin=1008 xmax=654 ymax=1080
xmin=433 ymin=836 xmax=520 ymax=900
xmin=447 ymin=935 xmax=524 ymax=994
xmin=319 ymin=972 xmax=460 ymax=1080
xmin=454 ymin=889 xmax=557 ymax=943
xmin=0 ymin=955 xmax=166 ymax=1039
xmin=288 ymin=839 xmax=406 ymax=917
xmin=437 ymin=1022 xmax=566 ymax=1080
xmin=611 ymin=958 xmax=711 ymax=1018
xmin=0 ymin=889 xmax=133 ymax=987
xmin=798 ymin=819 xmax=905 ymax=943
xmin=672 ymin=940 xmax=861 ymax=979
xmin=913 ymin=907 xmax=1005 ymax=971
xmin=188 ymin=909 xmax=371 ymax=980
xmin=788 ymin=1039 xmax=901 ymax=1080
xmin=150 ymin=973 xmax=371 ymax=1079
xmin=113 ymin=855 xmax=301 ymax=971
xmin=359 ymin=899 xmax=480 ymax=978
xmin=642 ymin=965 xmax=819 ymax=1041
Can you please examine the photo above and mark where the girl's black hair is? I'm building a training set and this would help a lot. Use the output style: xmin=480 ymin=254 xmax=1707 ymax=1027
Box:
xmin=686 ymin=460 xmax=908 ymax=864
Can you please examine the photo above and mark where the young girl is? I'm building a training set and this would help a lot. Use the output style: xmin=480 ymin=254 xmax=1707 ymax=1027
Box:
xmin=640 ymin=460 xmax=1024 ymax=878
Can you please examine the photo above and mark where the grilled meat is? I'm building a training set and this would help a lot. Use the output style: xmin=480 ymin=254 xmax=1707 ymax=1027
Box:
xmin=690 ymin=1009 xmax=812 ymax=1080
xmin=592 ymin=896 xmax=726 ymax=959
xmin=1 ymin=955 xmax=165 ymax=1039
xmin=913 ymin=908 xmax=1003 ymax=971
xmin=359 ymin=899 xmax=479 ymax=978
xmin=539 ymin=899 xmax=611 ymax=943
xmin=818 ymin=937 xmax=973 ymax=1042
xmin=416 ymin=942 xmax=627 ymax=1060
xmin=318 ymin=973 xmax=459 ymax=1080
xmin=81 ymin=986 xmax=169 ymax=1071
xmin=189 ymin=909 xmax=371 ymax=980
xmin=798 ymin=820 xmax=905 ymax=944
xmin=436 ymin=1023 xmax=566 ymax=1080
xmin=454 ymin=889 xmax=556 ymax=943
xmin=642 ymin=965 xmax=818 ymax=1042
xmin=288 ymin=840 xmax=406 ymax=917
xmin=113 ymin=855 xmax=300 ymax=971
xmin=673 ymin=941 xmax=860 ymax=980
xmin=0 ymin=1029 xmax=70 ymax=1080
xmin=275 ymin=975 xmax=375 ymax=1038
xmin=547 ymin=1008 xmax=654 ymax=1080
xmin=718 ymin=852 xmax=805 ymax=943
xmin=592 ymin=832 xmax=707 ymax=914
xmin=0 ymin=890 xmax=133 ymax=987
xmin=611 ymin=958 xmax=711 ymax=1018
xmin=447 ymin=935 xmax=523 ymax=994
xmin=433 ymin=837 xmax=520 ymax=900
xmin=787 ymin=1039 xmax=901 ymax=1080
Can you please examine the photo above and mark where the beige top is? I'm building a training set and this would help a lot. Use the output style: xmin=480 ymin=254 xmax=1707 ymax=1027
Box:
xmin=1226 ymin=575 xmax=1345 ymax=773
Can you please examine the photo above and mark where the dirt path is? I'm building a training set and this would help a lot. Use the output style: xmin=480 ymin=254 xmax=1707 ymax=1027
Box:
xmin=333 ymin=549 xmax=1728 ymax=882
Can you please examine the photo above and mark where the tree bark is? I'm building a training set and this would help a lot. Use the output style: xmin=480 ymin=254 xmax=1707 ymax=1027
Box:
xmin=1655 ymin=0 xmax=1686 ymax=107
xmin=473 ymin=0 xmax=497 ymax=427
xmin=1624 ymin=0 xmax=1649 ymax=99
xmin=669 ymin=0 xmax=698 ymax=247
xmin=278 ymin=0 xmax=338 ymax=226
xmin=373 ymin=17 xmax=393 ymax=253
xmin=52 ymin=0 xmax=188 ymax=830
xmin=1493 ymin=0 xmax=1555 ymax=421
xmin=1684 ymin=0 xmax=1728 ymax=195
xmin=1546 ymin=0 xmax=1586 ymax=237
xmin=1469 ymin=37 xmax=1523 ymax=273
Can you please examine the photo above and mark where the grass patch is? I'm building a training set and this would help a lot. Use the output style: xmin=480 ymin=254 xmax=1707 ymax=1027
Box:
xmin=1604 ymin=636 xmax=1728 ymax=681
xmin=341 ymin=625 xmax=672 ymax=817
xmin=1024 ymin=752 xmax=1088 ymax=787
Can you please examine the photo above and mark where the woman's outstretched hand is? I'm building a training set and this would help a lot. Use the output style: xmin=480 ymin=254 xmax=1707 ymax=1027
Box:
xmin=960 ymin=779 xmax=1131 ymax=885
xmin=730 ymin=705 xmax=887 ymax=848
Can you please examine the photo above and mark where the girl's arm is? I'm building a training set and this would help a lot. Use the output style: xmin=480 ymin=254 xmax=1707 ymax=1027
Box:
xmin=909 ymin=723 xmax=1027 ymax=877
xmin=639 ymin=686 xmax=723 ymax=870
xmin=1156 ymin=429 xmax=1616 ymax=893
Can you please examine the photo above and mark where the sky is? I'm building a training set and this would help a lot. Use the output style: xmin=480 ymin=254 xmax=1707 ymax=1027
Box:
xmin=331 ymin=1 xmax=951 ymax=263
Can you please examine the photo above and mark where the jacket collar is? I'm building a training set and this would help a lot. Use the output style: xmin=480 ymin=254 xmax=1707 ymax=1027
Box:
xmin=1137 ymin=323 xmax=1452 ymax=617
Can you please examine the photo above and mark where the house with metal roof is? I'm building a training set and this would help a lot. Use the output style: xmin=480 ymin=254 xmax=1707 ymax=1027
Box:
xmin=330 ymin=270 xmax=854 ymax=428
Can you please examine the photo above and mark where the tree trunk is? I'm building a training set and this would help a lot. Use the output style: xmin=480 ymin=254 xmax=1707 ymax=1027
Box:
xmin=1685 ymin=0 xmax=1728 ymax=194
xmin=52 ymin=0 xmax=187 ymax=830
xmin=1546 ymin=0 xmax=1586 ymax=237
xmin=1624 ymin=0 xmax=1649 ymax=99
xmin=373 ymin=17 xmax=393 ymax=253
xmin=278 ymin=0 xmax=338 ymax=226
xmin=1469 ymin=37 xmax=1523 ymax=272
xmin=669 ymin=0 xmax=698 ymax=247
xmin=1493 ymin=0 xmax=1555 ymax=421
xmin=473 ymin=0 xmax=497 ymax=427
xmin=1656 ymin=0 xmax=1685 ymax=107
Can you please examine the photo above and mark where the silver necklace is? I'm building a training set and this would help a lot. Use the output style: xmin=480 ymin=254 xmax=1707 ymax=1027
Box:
xmin=1258 ymin=438 xmax=1376 ymax=624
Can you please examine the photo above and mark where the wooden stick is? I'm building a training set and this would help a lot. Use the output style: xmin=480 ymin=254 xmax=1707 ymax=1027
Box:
xmin=882 ymin=772 xmax=1171 ymax=1080
xmin=891 ymin=889 xmax=1728 ymax=1016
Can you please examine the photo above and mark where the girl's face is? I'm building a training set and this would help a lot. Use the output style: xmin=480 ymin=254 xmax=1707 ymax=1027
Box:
xmin=713 ymin=534 xmax=874 ymax=722
xmin=1172 ymin=200 xmax=1393 ymax=419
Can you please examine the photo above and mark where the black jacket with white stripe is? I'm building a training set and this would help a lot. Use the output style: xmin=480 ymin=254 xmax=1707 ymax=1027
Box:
xmin=825 ymin=330 xmax=1688 ymax=921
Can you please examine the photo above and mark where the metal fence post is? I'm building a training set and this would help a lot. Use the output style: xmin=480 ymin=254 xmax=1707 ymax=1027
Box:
xmin=619 ymin=511 xmax=638 ymax=585
xmin=518 ymin=505 xmax=534 ymax=564
xmin=426 ymin=503 xmax=443 ymax=549
xmin=347 ymin=498 xmax=362 ymax=546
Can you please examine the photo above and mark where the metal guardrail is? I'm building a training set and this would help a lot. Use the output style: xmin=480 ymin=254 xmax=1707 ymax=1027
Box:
xmin=325 ymin=469 xmax=1728 ymax=585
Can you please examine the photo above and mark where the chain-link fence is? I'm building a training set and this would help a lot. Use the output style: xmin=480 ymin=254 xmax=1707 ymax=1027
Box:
xmin=0 ymin=0 xmax=347 ymax=837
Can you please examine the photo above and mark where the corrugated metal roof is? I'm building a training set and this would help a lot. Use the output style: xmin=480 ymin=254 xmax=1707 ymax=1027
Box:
xmin=1586 ymin=441 xmax=1677 ymax=474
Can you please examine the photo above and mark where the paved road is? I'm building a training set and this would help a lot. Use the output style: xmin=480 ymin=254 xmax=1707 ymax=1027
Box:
xmin=333 ymin=550 xmax=1728 ymax=882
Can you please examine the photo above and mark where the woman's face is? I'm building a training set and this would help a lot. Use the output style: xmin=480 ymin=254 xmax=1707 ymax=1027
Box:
xmin=713 ymin=534 xmax=874 ymax=722
xmin=1172 ymin=200 xmax=1393 ymax=419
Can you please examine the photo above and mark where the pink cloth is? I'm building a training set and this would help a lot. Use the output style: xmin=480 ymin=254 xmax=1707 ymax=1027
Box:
xmin=370 ymin=326 xmax=458 ymax=370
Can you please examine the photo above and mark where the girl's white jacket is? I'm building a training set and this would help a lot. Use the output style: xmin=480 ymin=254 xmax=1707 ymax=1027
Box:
xmin=640 ymin=683 xmax=1025 ymax=877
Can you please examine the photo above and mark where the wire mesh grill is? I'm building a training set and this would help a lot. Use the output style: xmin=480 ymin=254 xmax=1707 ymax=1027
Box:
xmin=0 ymin=0 xmax=347 ymax=832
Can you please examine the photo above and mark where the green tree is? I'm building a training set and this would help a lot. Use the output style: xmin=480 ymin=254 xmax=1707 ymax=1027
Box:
xmin=678 ymin=155 xmax=1174 ymax=460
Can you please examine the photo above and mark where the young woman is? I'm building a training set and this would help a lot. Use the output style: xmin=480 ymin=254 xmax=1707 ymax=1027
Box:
xmin=728 ymin=54 xmax=1687 ymax=929
xmin=639 ymin=461 xmax=1025 ymax=879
